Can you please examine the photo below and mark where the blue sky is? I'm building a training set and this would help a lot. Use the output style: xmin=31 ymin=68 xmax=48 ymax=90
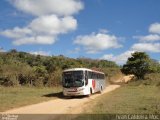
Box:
xmin=0 ymin=0 xmax=160 ymax=64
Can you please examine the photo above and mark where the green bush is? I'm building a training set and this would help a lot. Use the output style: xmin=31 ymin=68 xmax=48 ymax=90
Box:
xmin=46 ymin=69 xmax=62 ymax=87
xmin=0 ymin=75 xmax=19 ymax=87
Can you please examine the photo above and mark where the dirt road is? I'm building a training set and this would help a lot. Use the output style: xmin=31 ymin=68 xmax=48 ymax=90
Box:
xmin=113 ymin=75 xmax=134 ymax=84
xmin=3 ymin=85 xmax=120 ymax=114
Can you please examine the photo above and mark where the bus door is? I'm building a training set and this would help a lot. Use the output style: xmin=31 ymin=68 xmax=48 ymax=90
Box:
xmin=85 ymin=70 xmax=88 ymax=86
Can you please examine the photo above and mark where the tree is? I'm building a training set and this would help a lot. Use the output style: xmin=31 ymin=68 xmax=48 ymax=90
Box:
xmin=121 ymin=52 xmax=150 ymax=79
xmin=148 ymin=59 xmax=160 ymax=73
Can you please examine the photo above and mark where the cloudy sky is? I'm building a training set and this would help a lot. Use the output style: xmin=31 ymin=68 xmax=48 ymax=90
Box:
xmin=0 ymin=0 xmax=160 ymax=64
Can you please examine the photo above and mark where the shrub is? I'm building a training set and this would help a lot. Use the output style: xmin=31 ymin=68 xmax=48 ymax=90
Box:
xmin=128 ymin=73 xmax=160 ymax=86
xmin=34 ymin=77 xmax=44 ymax=87
xmin=1 ymin=75 xmax=19 ymax=87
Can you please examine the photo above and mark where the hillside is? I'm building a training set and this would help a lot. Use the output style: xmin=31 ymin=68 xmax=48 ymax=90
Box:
xmin=0 ymin=49 xmax=121 ymax=87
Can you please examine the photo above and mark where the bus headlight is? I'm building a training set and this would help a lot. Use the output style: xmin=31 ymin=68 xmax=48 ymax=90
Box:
xmin=78 ymin=88 xmax=84 ymax=91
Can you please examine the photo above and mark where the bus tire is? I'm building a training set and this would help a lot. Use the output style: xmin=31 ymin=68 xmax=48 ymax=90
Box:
xmin=99 ymin=86 xmax=103 ymax=94
xmin=87 ymin=88 xmax=92 ymax=97
xmin=90 ymin=88 xmax=92 ymax=94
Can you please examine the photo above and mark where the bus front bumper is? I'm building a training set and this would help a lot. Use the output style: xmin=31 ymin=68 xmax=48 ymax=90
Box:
xmin=63 ymin=88 xmax=88 ymax=96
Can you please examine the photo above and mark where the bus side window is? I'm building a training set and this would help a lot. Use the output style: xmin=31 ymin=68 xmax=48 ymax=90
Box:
xmin=100 ymin=74 xmax=103 ymax=79
xmin=90 ymin=72 xmax=93 ymax=79
xmin=88 ymin=72 xmax=91 ymax=79
xmin=96 ymin=73 xmax=99 ymax=79
xmin=85 ymin=71 xmax=88 ymax=85
xmin=91 ymin=72 xmax=93 ymax=79
xmin=92 ymin=72 xmax=95 ymax=79
xmin=96 ymin=73 xmax=98 ymax=79
xmin=93 ymin=72 xmax=97 ymax=79
xmin=98 ymin=74 xmax=99 ymax=79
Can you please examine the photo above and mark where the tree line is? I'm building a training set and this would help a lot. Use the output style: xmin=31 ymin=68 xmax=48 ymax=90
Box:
xmin=1 ymin=49 xmax=159 ymax=87
xmin=0 ymin=49 xmax=119 ymax=87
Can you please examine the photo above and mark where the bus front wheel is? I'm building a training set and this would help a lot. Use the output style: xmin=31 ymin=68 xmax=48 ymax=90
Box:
xmin=87 ymin=88 xmax=92 ymax=97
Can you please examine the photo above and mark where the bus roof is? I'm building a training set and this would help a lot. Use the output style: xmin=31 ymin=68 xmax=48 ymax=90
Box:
xmin=63 ymin=68 xmax=104 ymax=74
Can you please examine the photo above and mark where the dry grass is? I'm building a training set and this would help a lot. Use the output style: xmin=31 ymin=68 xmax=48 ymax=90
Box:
xmin=0 ymin=86 xmax=62 ymax=112
xmin=74 ymin=73 xmax=160 ymax=120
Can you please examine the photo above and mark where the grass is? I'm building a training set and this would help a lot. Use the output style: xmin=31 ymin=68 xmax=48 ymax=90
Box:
xmin=87 ymin=85 xmax=160 ymax=114
xmin=74 ymin=73 xmax=160 ymax=120
xmin=0 ymin=86 xmax=62 ymax=112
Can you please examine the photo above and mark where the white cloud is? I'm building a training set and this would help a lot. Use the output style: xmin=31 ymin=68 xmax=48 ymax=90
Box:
xmin=149 ymin=22 xmax=160 ymax=34
xmin=101 ymin=51 xmax=135 ymax=64
xmin=74 ymin=32 xmax=122 ymax=54
xmin=68 ymin=47 xmax=81 ymax=54
xmin=0 ymin=27 xmax=32 ymax=39
xmin=30 ymin=50 xmax=51 ymax=56
xmin=10 ymin=0 xmax=84 ymax=16
xmin=131 ymin=43 xmax=160 ymax=53
xmin=132 ymin=22 xmax=160 ymax=54
xmin=101 ymin=54 xmax=114 ymax=60
xmin=133 ymin=34 xmax=160 ymax=42
xmin=13 ymin=35 xmax=56 ymax=45
xmin=0 ymin=0 xmax=83 ymax=46
xmin=29 ymin=15 xmax=77 ymax=35
xmin=133 ymin=22 xmax=160 ymax=43
xmin=0 ymin=15 xmax=77 ymax=45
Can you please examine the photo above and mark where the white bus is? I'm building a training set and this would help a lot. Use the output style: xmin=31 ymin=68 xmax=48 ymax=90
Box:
xmin=62 ymin=68 xmax=106 ymax=96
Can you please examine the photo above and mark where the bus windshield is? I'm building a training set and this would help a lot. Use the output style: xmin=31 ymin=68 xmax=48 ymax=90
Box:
xmin=62 ymin=71 xmax=84 ymax=88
